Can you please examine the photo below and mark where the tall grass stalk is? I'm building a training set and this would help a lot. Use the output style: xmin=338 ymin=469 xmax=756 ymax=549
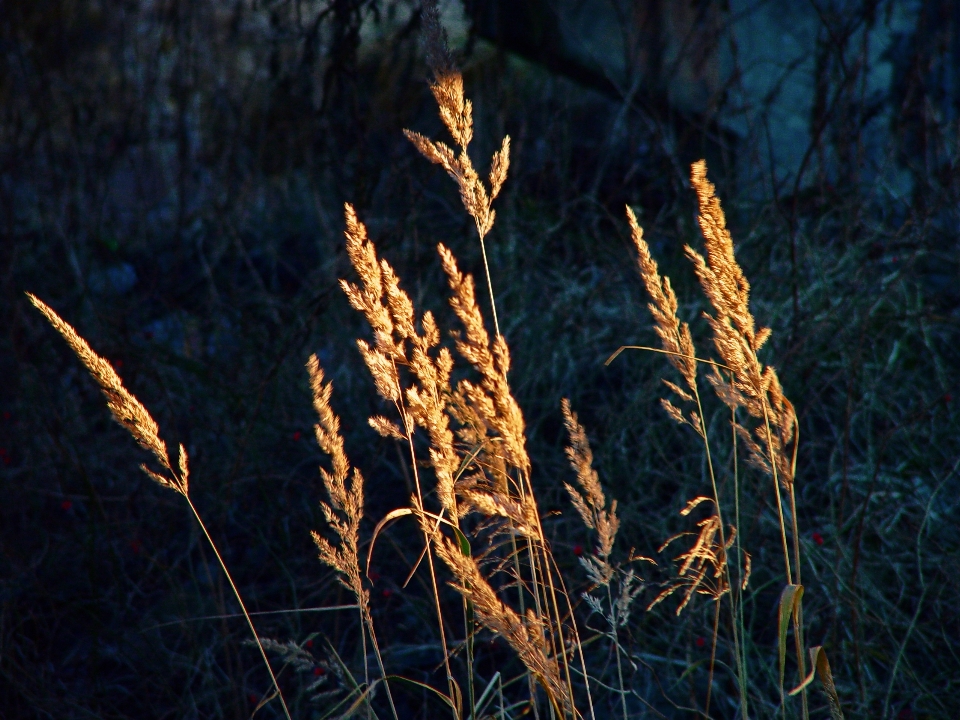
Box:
xmin=307 ymin=354 xmax=398 ymax=719
xmin=402 ymin=12 xmax=592 ymax=712
xmin=26 ymin=293 xmax=294 ymax=720
xmin=621 ymin=207 xmax=746 ymax=715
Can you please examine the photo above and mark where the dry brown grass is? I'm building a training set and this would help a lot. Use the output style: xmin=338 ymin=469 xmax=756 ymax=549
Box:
xmin=333 ymin=16 xmax=585 ymax=709
xmin=26 ymin=293 xmax=187 ymax=496
xmin=25 ymin=13 xmax=847 ymax=719
xmin=339 ymin=199 xmax=574 ymax=714
xmin=620 ymin=161 xmax=844 ymax=719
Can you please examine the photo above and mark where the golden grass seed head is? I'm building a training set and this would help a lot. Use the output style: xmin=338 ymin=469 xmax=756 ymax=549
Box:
xmin=27 ymin=293 xmax=185 ymax=493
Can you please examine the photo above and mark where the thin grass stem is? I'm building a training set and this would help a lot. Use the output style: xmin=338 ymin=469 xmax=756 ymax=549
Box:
xmin=546 ymin=548 xmax=597 ymax=720
xmin=760 ymin=402 xmax=805 ymax=720
xmin=476 ymin=231 xmax=501 ymax=339
xmin=183 ymin=495 xmax=293 ymax=720
xmin=730 ymin=399 xmax=749 ymax=720
xmin=605 ymin=345 xmax=731 ymax=370
xmin=605 ymin=583 xmax=629 ymax=720
xmin=365 ymin=610 xmax=400 ymax=720
xmin=705 ymin=598 xmax=720 ymax=718
xmin=402 ymin=424 xmax=459 ymax=717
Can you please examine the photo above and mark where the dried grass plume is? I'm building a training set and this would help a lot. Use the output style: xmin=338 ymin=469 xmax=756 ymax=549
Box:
xmin=26 ymin=293 xmax=188 ymax=495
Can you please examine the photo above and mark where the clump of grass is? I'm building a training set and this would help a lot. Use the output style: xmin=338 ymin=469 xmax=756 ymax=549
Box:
xmin=307 ymin=353 xmax=398 ymax=717
xmin=562 ymin=397 xmax=644 ymax=720
xmin=338 ymin=197 xmax=577 ymax=715
xmin=26 ymin=9 xmax=851 ymax=719
xmin=614 ymin=162 xmax=845 ymax=719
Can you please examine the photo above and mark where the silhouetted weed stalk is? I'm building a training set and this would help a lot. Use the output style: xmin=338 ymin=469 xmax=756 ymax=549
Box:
xmin=27 ymin=7 xmax=847 ymax=719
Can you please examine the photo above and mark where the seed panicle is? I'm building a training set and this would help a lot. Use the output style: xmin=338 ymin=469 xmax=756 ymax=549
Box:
xmin=27 ymin=293 xmax=187 ymax=495
xmin=307 ymin=355 xmax=368 ymax=611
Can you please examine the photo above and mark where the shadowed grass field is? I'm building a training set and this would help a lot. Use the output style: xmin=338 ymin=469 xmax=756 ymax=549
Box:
xmin=4 ymin=1 xmax=960 ymax=718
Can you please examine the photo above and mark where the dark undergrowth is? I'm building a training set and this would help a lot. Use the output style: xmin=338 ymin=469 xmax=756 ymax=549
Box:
xmin=2 ymin=1 xmax=959 ymax=718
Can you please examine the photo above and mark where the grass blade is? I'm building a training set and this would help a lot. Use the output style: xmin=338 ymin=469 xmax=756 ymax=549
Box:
xmin=777 ymin=584 xmax=804 ymax=706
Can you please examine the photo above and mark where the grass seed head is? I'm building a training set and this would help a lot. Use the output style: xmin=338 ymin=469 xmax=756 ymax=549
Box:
xmin=27 ymin=293 xmax=185 ymax=495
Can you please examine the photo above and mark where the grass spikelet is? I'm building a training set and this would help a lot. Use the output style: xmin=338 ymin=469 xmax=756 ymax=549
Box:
xmin=307 ymin=354 xmax=366 ymax=606
xmin=433 ymin=534 xmax=569 ymax=714
xmin=406 ymin=5 xmax=511 ymax=336
xmin=27 ymin=292 xmax=292 ymax=719
xmin=339 ymin=203 xmax=465 ymax=713
xmin=340 ymin=204 xmax=460 ymax=517
xmin=627 ymin=207 xmax=697 ymax=394
xmin=307 ymin=354 xmax=398 ymax=719
xmin=26 ymin=293 xmax=184 ymax=494
xmin=403 ymin=83 xmax=509 ymax=242
xmin=340 ymin=195 xmax=585 ymax=715
xmin=438 ymin=244 xmax=529 ymax=477
xmin=649 ymin=503 xmax=732 ymax=615
xmin=561 ymin=399 xmax=618 ymax=578
xmin=685 ymin=161 xmax=797 ymax=492
xmin=684 ymin=160 xmax=810 ymax=716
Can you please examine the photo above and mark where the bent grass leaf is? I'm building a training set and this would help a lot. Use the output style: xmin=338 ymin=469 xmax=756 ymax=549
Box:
xmin=320 ymin=638 xmax=380 ymax=720
xmin=366 ymin=507 xmax=467 ymax=590
xmin=468 ymin=670 xmax=502 ymax=720
xmin=777 ymin=584 xmax=804 ymax=699
xmin=789 ymin=646 xmax=845 ymax=720
xmin=367 ymin=508 xmax=417 ymax=578
xmin=390 ymin=675 xmax=459 ymax=714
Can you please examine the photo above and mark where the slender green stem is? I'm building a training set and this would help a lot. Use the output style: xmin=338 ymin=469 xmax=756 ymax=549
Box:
xmin=693 ymin=377 xmax=745 ymax=719
xmin=360 ymin=607 xmax=371 ymax=720
xmin=761 ymin=405 xmax=793 ymax=586
xmin=506 ymin=531 xmax=538 ymax=718
xmin=183 ymin=495 xmax=293 ymax=720
xmin=530 ymin=525 xmax=572 ymax=712
xmin=499 ymin=672 xmax=505 ymax=720
xmin=546 ymin=550 xmax=597 ymax=720
xmin=705 ymin=599 xmax=720 ymax=718
xmin=760 ymin=402 xmax=804 ymax=720
xmin=788 ymin=486 xmax=809 ymax=720
xmin=606 ymin=584 xmax=629 ymax=720
xmin=731 ymin=400 xmax=749 ymax=720
xmin=465 ymin=598 xmax=476 ymax=719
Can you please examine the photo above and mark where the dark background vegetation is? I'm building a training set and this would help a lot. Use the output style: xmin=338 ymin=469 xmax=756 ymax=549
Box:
xmin=2 ymin=0 xmax=959 ymax=717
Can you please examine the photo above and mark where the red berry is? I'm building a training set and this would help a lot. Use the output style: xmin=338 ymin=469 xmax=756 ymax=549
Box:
xmin=313 ymin=666 xmax=326 ymax=677
xmin=304 ymin=639 xmax=313 ymax=649
xmin=292 ymin=431 xmax=301 ymax=441
xmin=114 ymin=359 xmax=123 ymax=369
xmin=248 ymin=693 xmax=259 ymax=705
xmin=382 ymin=588 xmax=392 ymax=598
xmin=812 ymin=532 xmax=824 ymax=546
xmin=61 ymin=500 xmax=73 ymax=511
xmin=695 ymin=636 xmax=706 ymax=648
xmin=573 ymin=545 xmax=584 ymax=557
